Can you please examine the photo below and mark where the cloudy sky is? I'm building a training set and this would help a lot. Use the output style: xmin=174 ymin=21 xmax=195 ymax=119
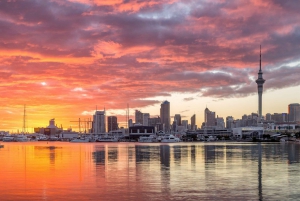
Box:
xmin=1 ymin=0 xmax=300 ymax=131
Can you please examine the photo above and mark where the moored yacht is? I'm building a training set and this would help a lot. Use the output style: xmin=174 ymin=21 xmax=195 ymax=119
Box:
xmin=15 ymin=135 xmax=29 ymax=142
xmin=161 ymin=134 xmax=180 ymax=143
xmin=96 ymin=135 xmax=118 ymax=142
xmin=70 ymin=137 xmax=90 ymax=143
xmin=138 ymin=135 xmax=157 ymax=143
xmin=2 ymin=135 xmax=15 ymax=142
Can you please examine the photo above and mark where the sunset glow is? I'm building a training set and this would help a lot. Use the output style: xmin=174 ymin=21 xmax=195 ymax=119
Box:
xmin=1 ymin=0 xmax=300 ymax=132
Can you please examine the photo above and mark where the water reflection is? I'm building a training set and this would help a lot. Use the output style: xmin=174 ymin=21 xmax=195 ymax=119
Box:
xmin=1 ymin=142 xmax=300 ymax=200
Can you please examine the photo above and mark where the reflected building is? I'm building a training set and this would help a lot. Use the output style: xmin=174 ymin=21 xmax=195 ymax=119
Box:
xmin=160 ymin=145 xmax=170 ymax=167
xmin=93 ymin=149 xmax=105 ymax=165
xmin=135 ymin=145 xmax=151 ymax=163
xmin=191 ymin=145 xmax=196 ymax=165
xmin=108 ymin=147 xmax=118 ymax=162
xmin=173 ymin=145 xmax=181 ymax=164
xmin=204 ymin=145 xmax=216 ymax=164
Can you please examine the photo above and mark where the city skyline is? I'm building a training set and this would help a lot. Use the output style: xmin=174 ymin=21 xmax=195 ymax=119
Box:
xmin=1 ymin=0 xmax=300 ymax=131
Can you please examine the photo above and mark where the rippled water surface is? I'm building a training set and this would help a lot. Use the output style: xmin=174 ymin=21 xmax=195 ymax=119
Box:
xmin=1 ymin=142 xmax=300 ymax=200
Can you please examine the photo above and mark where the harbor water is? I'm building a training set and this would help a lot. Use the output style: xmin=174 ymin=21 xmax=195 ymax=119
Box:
xmin=0 ymin=142 xmax=300 ymax=200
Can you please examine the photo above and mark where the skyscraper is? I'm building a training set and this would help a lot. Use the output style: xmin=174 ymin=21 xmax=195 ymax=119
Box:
xmin=160 ymin=101 xmax=170 ymax=132
xmin=93 ymin=110 xmax=106 ymax=133
xmin=135 ymin=110 xmax=143 ymax=125
xmin=107 ymin=116 xmax=118 ymax=132
xmin=288 ymin=103 xmax=300 ymax=122
xmin=143 ymin=113 xmax=150 ymax=126
xmin=174 ymin=114 xmax=182 ymax=126
xmin=204 ymin=107 xmax=216 ymax=127
xmin=182 ymin=120 xmax=188 ymax=129
xmin=226 ymin=116 xmax=234 ymax=129
xmin=256 ymin=46 xmax=265 ymax=122
xmin=191 ymin=114 xmax=196 ymax=130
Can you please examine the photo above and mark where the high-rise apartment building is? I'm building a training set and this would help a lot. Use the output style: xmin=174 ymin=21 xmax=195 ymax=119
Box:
xmin=107 ymin=116 xmax=118 ymax=132
xmin=182 ymin=120 xmax=188 ymax=129
xmin=128 ymin=119 xmax=133 ymax=127
xmin=148 ymin=116 xmax=161 ymax=131
xmin=226 ymin=116 xmax=234 ymax=129
xmin=216 ymin=116 xmax=225 ymax=129
xmin=270 ymin=113 xmax=287 ymax=123
xmin=174 ymin=114 xmax=181 ymax=126
xmin=288 ymin=103 xmax=300 ymax=122
xmin=143 ymin=113 xmax=150 ymax=126
xmin=191 ymin=114 xmax=196 ymax=130
xmin=205 ymin=107 xmax=216 ymax=127
xmin=135 ymin=110 xmax=143 ymax=125
xmin=160 ymin=101 xmax=170 ymax=132
xmin=265 ymin=113 xmax=271 ymax=121
xmin=93 ymin=110 xmax=106 ymax=133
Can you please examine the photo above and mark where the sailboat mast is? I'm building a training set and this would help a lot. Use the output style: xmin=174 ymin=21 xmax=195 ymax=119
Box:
xmin=23 ymin=104 xmax=26 ymax=133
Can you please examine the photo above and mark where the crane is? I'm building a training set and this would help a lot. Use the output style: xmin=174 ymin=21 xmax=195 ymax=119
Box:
xmin=70 ymin=118 xmax=93 ymax=133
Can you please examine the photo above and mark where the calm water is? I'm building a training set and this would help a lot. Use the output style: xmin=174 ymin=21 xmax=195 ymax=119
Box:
xmin=0 ymin=141 xmax=300 ymax=200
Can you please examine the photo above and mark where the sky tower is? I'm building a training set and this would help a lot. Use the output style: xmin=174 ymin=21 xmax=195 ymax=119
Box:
xmin=256 ymin=45 xmax=265 ymax=122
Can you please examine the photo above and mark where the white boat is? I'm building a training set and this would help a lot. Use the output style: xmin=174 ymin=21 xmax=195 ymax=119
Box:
xmin=161 ymin=135 xmax=180 ymax=143
xmin=138 ymin=135 xmax=157 ymax=143
xmin=15 ymin=135 xmax=29 ymax=142
xmin=2 ymin=135 xmax=15 ymax=142
xmin=70 ymin=138 xmax=90 ymax=143
xmin=206 ymin=136 xmax=216 ymax=142
xmin=96 ymin=136 xmax=118 ymax=142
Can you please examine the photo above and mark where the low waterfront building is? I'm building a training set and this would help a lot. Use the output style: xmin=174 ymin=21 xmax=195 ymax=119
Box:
xmin=267 ymin=123 xmax=299 ymax=130
xmin=129 ymin=126 xmax=155 ymax=140
xmin=232 ymin=127 xmax=264 ymax=139
xmin=186 ymin=128 xmax=232 ymax=140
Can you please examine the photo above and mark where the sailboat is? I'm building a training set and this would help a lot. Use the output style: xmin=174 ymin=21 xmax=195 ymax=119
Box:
xmin=16 ymin=105 xmax=29 ymax=142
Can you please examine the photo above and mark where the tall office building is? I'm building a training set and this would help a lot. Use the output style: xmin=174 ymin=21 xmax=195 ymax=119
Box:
xmin=160 ymin=101 xmax=170 ymax=132
xmin=128 ymin=119 xmax=133 ymax=127
xmin=182 ymin=120 xmax=188 ymax=129
xmin=216 ymin=116 xmax=225 ymax=129
xmin=148 ymin=116 xmax=161 ymax=131
xmin=191 ymin=114 xmax=196 ymax=131
xmin=288 ymin=103 xmax=300 ymax=122
xmin=256 ymin=46 xmax=265 ymax=122
xmin=174 ymin=114 xmax=182 ymax=126
xmin=135 ymin=110 xmax=143 ymax=125
xmin=107 ymin=116 xmax=118 ymax=132
xmin=93 ymin=110 xmax=106 ymax=133
xmin=205 ymin=107 xmax=216 ymax=127
xmin=270 ymin=113 xmax=287 ymax=123
xmin=143 ymin=113 xmax=150 ymax=126
xmin=265 ymin=113 xmax=271 ymax=121
xmin=226 ymin=116 xmax=234 ymax=129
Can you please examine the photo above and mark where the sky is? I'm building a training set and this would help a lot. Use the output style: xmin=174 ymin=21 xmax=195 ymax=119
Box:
xmin=1 ymin=0 xmax=300 ymax=132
